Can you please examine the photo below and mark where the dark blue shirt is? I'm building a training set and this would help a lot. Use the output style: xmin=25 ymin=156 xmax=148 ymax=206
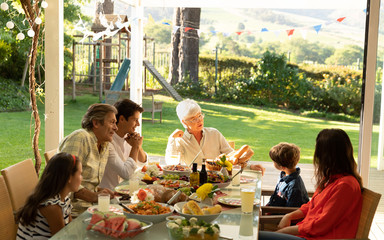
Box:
xmin=267 ymin=167 xmax=309 ymax=207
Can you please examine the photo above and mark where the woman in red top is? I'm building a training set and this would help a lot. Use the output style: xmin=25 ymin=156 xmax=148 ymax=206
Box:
xmin=259 ymin=128 xmax=363 ymax=240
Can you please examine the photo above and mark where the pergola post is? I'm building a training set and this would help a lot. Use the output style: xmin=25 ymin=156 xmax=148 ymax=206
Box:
xmin=129 ymin=0 xmax=144 ymax=134
xmin=45 ymin=0 xmax=64 ymax=152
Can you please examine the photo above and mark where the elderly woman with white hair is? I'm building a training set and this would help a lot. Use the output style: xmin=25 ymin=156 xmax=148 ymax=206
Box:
xmin=165 ymin=99 xmax=264 ymax=173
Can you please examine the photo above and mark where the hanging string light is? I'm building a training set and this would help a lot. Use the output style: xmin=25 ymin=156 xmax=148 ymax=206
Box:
xmin=16 ymin=32 xmax=25 ymax=40
xmin=35 ymin=17 xmax=42 ymax=25
xmin=1 ymin=2 xmax=9 ymax=11
xmin=6 ymin=21 xmax=14 ymax=29
xmin=27 ymin=29 xmax=35 ymax=37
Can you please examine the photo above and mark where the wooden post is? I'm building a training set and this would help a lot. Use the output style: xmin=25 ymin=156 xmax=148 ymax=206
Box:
xmin=99 ymin=41 xmax=104 ymax=102
xmin=72 ymin=40 xmax=76 ymax=100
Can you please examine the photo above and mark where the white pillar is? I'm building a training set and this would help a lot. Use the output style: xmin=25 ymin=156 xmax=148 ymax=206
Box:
xmin=358 ymin=0 xmax=381 ymax=187
xmin=130 ymin=0 xmax=144 ymax=134
xmin=45 ymin=0 xmax=64 ymax=151
xmin=377 ymin=57 xmax=384 ymax=170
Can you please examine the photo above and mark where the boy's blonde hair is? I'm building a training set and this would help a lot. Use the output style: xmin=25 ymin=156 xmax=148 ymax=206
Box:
xmin=269 ymin=142 xmax=300 ymax=169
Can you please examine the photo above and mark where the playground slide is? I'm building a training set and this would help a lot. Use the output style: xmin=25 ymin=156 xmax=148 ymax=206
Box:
xmin=110 ymin=58 xmax=131 ymax=91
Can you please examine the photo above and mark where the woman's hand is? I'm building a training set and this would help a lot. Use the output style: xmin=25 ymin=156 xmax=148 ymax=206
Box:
xmin=171 ymin=129 xmax=184 ymax=138
xmin=250 ymin=164 xmax=266 ymax=176
xmin=278 ymin=214 xmax=292 ymax=229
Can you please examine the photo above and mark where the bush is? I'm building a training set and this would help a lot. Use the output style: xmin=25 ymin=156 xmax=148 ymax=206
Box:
xmin=0 ymin=78 xmax=30 ymax=112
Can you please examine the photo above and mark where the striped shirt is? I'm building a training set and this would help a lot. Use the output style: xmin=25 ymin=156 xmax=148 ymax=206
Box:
xmin=58 ymin=129 xmax=109 ymax=214
xmin=16 ymin=195 xmax=72 ymax=240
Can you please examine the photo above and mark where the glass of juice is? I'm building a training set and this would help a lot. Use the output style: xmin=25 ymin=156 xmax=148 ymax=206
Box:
xmin=231 ymin=165 xmax=241 ymax=186
xmin=98 ymin=193 xmax=110 ymax=212
xmin=240 ymin=186 xmax=256 ymax=214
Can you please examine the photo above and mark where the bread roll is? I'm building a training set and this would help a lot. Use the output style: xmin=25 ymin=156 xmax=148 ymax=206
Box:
xmin=185 ymin=200 xmax=204 ymax=215
xmin=202 ymin=204 xmax=222 ymax=215
xmin=182 ymin=204 xmax=192 ymax=214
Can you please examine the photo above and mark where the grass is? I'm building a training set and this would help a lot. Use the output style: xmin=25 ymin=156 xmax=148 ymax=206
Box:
xmin=0 ymin=93 xmax=378 ymax=172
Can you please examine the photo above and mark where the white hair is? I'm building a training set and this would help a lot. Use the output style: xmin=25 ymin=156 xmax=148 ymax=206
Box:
xmin=176 ymin=99 xmax=201 ymax=128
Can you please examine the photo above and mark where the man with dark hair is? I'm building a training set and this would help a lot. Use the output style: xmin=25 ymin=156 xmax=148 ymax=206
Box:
xmin=99 ymin=99 xmax=148 ymax=190
xmin=58 ymin=103 xmax=117 ymax=215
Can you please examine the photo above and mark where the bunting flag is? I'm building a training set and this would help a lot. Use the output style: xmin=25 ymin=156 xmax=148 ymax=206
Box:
xmin=261 ymin=28 xmax=269 ymax=32
xmin=162 ymin=21 xmax=171 ymax=25
xmin=184 ymin=27 xmax=193 ymax=32
xmin=337 ymin=17 xmax=346 ymax=22
xmin=172 ymin=26 xmax=179 ymax=33
xmin=286 ymin=29 xmax=294 ymax=37
xmin=313 ymin=24 xmax=322 ymax=34
xmin=235 ymin=31 xmax=243 ymax=35
xmin=274 ymin=30 xmax=281 ymax=37
xmin=300 ymin=29 xmax=308 ymax=39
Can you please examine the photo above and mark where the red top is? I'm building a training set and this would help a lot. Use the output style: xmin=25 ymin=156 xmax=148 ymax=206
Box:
xmin=297 ymin=174 xmax=362 ymax=240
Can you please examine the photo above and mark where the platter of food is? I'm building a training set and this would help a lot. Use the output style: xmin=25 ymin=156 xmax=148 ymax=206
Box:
xmin=174 ymin=200 xmax=222 ymax=223
xmin=163 ymin=164 xmax=191 ymax=177
xmin=122 ymin=201 xmax=174 ymax=223
xmin=166 ymin=216 xmax=220 ymax=240
xmin=207 ymin=171 xmax=231 ymax=189
xmin=85 ymin=211 xmax=153 ymax=239
xmin=114 ymin=182 xmax=147 ymax=195
xmin=217 ymin=195 xmax=260 ymax=207
xmin=153 ymin=179 xmax=190 ymax=189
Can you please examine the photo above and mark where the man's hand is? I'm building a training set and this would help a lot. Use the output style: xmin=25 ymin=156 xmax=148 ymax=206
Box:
xmin=171 ymin=129 xmax=184 ymax=138
xmin=125 ymin=133 xmax=143 ymax=148
xmin=97 ymin=188 xmax=115 ymax=199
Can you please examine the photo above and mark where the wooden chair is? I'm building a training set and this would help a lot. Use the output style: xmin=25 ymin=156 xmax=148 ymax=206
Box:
xmin=0 ymin=175 xmax=17 ymax=240
xmin=44 ymin=148 xmax=57 ymax=163
xmin=1 ymin=159 xmax=38 ymax=212
xmin=259 ymin=187 xmax=382 ymax=240
xmin=142 ymin=92 xmax=163 ymax=124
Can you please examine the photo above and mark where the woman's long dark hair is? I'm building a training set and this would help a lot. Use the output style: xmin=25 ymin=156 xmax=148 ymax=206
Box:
xmin=313 ymin=129 xmax=362 ymax=191
xmin=17 ymin=152 xmax=79 ymax=226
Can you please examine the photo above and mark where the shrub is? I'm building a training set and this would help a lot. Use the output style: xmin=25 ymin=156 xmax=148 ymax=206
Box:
xmin=0 ymin=78 xmax=30 ymax=112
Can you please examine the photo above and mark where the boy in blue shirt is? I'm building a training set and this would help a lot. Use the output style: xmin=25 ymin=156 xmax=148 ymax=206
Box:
xmin=267 ymin=142 xmax=309 ymax=207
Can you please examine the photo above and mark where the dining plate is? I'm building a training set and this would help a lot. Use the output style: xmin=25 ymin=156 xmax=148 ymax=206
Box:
xmin=87 ymin=204 xmax=123 ymax=214
xmin=240 ymin=175 xmax=257 ymax=184
xmin=174 ymin=201 xmax=221 ymax=223
xmin=217 ymin=195 xmax=260 ymax=207
xmin=153 ymin=179 xmax=190 ymax=189
xmin=115 ymin=182 xmax=147 ymax=195
xmin=211 ymin=181 xmax=231 ymax=189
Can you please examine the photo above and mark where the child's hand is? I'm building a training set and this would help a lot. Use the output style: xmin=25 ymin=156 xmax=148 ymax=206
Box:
xmin=250 ymin=164 xmax=265 ymax=176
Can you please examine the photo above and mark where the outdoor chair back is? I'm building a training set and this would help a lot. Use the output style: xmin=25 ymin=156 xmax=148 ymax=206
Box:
xmin=355 ymin=187 xmax=381 ymax=239
xmin=44 ymin=148 xmax=57 ymax=163
xmin=0 ymin=175 xmax=17 ymax=240
xmin=1 ymin=159 xmax=38 ymax=212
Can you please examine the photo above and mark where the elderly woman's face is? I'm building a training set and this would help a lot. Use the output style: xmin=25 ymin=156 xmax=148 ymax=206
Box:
xmin=183 ymin=112 xmax=205 ymax=132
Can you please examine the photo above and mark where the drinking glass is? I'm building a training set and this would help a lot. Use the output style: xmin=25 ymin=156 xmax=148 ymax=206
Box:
xmin=240 ymin=186 xmax=256 ymax=214
xmin=254 ymin=170 xmax=262 ymax=204
xmin=239 ymin=213 xmax=254 ymax=239
xmin=231 ymin=165 xmax=241 ymax=186
xmin=129 ymin=178 xmax=140 ymax=194
xmin=166 ymin=154 xmax=180 ymax=165
xmin=98 ymin=193 xmax=110 ymax=212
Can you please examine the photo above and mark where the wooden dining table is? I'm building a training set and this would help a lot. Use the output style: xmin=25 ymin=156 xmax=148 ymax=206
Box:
xmin=51 ymin=170 xmax=262 ymax=240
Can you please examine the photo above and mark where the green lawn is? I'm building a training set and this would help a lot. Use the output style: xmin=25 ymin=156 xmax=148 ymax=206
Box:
xmin=0 ymin=93 xmax=378 ymax=171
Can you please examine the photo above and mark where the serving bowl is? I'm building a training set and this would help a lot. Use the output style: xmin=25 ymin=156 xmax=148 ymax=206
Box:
xmin=122 ymin=202 xmax=174 ymax=224
xmin=163 ymin=165 xmax=191 ymax=177
xmin=174 ymin=202 xmax=221 ymax=223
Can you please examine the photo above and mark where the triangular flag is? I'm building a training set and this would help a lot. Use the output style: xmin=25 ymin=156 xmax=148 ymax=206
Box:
xmin=210 ymin=30 xmax=217 ymax=35
xmin=274 ymin=30 xmax=281 ymax=37
xmin=197 ymin=29 xmax=202 ymax=37
xmin=235 ymin=31 xmax=243 ymax=35
xmin=223 ymin=32 xmax=230 ymax=37
xmin=286 ymin=29 xmax=294 ymax=36
xmin=172 ymin=26 xmax=180 ymax=34
xmin=162 ymin=21 xmax=170 ymax=25
xmin=261 ymin=28 xmax=268 ymax=32
xmin=184 ymin=27 xmax=193 ymax=32
xmin=148 ymin=14 xmax=155 ymax=24
xmin=313 ymin=24 xmax=322 ymax=34
xmin=300 ymin=29 xmax=308 ymax=39
xmin=337 ymin=17 xmax=346 ymax=22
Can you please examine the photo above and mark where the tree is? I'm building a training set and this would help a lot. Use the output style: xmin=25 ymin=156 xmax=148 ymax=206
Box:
xmin=325 ymin=45 xmax=363 ymax=66
xmin=168 ymin=8 xmax=201 ymax=84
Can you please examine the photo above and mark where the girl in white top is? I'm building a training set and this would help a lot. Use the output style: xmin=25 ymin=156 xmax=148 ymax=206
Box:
xmin=17 ymin=152 xmax=82 ymax=239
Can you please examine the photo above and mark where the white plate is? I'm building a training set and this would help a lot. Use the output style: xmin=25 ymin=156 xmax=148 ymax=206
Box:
xmin=87 ymin=204 xmax=123 ymax=214
xmin=122 ymin=202 xmax=174 ymax=224
xmin=174 ymin=202 xmax=221 ymax=222
xmin=115 ymin=182 xmax=147 ymax=195
xmin=211 ymin=181 xmax=231 ymax=189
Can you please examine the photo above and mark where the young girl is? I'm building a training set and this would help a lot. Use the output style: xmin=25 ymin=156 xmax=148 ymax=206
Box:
xmin=16 ymin=152 xmax=82 ymax=239
xmin=259 ymin=129 xmax=363 ymax=240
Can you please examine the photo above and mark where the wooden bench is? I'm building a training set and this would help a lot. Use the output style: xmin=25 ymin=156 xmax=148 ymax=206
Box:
xmin=143 ymin=92 xmax=163 ymax=124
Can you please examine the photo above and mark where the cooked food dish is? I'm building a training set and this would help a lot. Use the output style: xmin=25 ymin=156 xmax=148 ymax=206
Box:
xmin=206 ymin=159 xmax=222 ymax=171
xmin=154 ymin=179 xmax=190 ymax=189
xmin=163 ymin=164 xmax=191 ymax=172
xmin=167 ymin=217 xmax=220 ymax=240
xmin=127 ymin=201 xmax=171 ymax=215
xmin=182 ymin=200 xmax=204 ymax=215
xmin=207 ymin=171 xmax=229 ymax=183
xmin=147 ymin=185 xmax=188 ymax=204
